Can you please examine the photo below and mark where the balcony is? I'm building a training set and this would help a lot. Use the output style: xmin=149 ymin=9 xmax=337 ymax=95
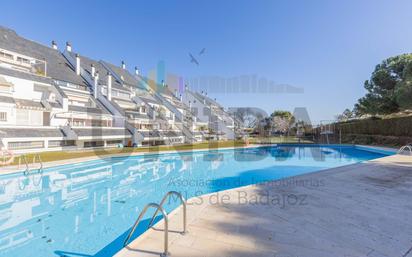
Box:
xmin=0 ymin=48 xmax=47 ymax=77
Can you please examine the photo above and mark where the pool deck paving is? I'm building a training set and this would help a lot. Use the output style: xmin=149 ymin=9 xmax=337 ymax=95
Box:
xmin=115 ymin=154 xmax=412 ymax=257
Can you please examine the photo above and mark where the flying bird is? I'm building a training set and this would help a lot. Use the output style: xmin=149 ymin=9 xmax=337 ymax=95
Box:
xmin=199 ymin=48 xmax=206 ymax=55
xmin=189 ymin=53 xmax=199 ymax=66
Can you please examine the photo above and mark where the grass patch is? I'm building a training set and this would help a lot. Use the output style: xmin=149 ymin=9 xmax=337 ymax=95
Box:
xmin=2 ymin=140 xmax=247 ymax=167
xmin=248 ymin=136 xmax=314 ymax=144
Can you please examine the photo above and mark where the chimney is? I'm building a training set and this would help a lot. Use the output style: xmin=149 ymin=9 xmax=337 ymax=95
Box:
xmin=107 ymin=72 xmax=112 ymax=101
xmin=66 ymin=42 xmax=72 ymax=52
xmin=91 ymin=64 xmax=95 ymax=77
xmin=179 ymin=94 xmax=183 ymax=102
xmin=189 ymin=100 xmax=192 ymax=109
xmin=62 ymin=98 xmax=69 ymax=112
xmin=75 ymin=54 xmax=81 ymax=75
xmin=93 ymin=71 xmax=99 ymax=98
xmin=162 ymin=80 xmax=165 ymax=87
xmin=134 ymin=66 xmax=139 ymax=76
xmin=121 ymin=61 xmax=126 ymax=70
xmin=51 ymin=40 xmax=57 ymax=50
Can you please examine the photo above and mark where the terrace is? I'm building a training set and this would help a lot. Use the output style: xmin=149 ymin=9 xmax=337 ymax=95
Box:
xmin=0 ymin=48 xmax=47 ymax=77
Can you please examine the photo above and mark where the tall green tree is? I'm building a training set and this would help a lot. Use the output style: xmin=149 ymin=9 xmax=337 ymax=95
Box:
xmin=354 ymin=54 xmax=412 ymax=115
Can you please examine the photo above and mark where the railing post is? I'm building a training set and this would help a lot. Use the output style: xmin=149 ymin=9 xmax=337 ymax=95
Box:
xmin=124 ymin=203 xmax=169 ymax=257
xmin=148 ymin=191 xmax=187 ymax=235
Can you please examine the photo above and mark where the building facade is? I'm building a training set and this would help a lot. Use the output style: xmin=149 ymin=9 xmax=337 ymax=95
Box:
xmin=0 ymin=26 xmax=239 ymax=153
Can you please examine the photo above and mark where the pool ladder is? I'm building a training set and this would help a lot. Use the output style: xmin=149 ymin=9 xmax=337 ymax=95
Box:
xmin=123 ymin=191 xmax=187 ymax=257
xmin=398 ymin=144 xmax=412 ymax=155
xmin=19 ymin=154 xmax=43 ymax=175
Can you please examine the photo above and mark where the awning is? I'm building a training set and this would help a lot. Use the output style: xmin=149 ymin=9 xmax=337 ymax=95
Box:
xmin=15 ymin=99 xmax=46 ymax=110
xmin=0 ymin=75 xmax=13 ymax=87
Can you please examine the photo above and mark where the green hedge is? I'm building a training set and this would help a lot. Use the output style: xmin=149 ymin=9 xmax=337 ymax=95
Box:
xmin=337 ymin=116 xmax=412 ymax=137
xmin=340 ymin=134 xmax=412 ymax=146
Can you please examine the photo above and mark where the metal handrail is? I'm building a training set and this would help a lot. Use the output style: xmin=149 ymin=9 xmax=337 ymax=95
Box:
xmin=123 ymin=203 xmax=169 ymax=257
xmin=33 ymin=154 xmax=43 ymax=171
xmin=21 ymin=155 xmax=30 ymax=175
xmin=398 ymin=145 xmax=412 ymax=154
xmin=148 ymin=191 xmax=187 ymax=235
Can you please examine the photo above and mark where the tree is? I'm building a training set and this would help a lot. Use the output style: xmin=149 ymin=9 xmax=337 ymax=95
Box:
xmin=271 ymin=110 xmax=293 ymax=120
xmin=271 ymin=110 xmax=294 ymax=134
xmin=336 ymin=108 xmax=354 ymax=121
xmin=354 ymin=54 xmax=412 ymax=116
xmin=395 ymin=61 xmax=412 ymax=109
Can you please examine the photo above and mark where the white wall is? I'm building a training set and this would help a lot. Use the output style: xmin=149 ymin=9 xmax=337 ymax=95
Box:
xmin=4 ymin=75 xmax=45 ymax=101
xmin=0 ymin=103 xmax=15 ymax=125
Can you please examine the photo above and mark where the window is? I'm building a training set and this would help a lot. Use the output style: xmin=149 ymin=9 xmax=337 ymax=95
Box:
xmin=8 ymin=141 xmax=44 ymax=150
xmin=16 ymin=109 xmax=29 ymax=125
xmin=0 ymin=112 xmax=6 ymax=121
xmin=106 ymin=140 xmax=122 ymax=146
xmin=0 ymin=50 xmax=13 ymax=60
xmin=16 ymin=110 xmax=43 ymax=125
xmin=16 ymin=56 xmax=30 ymax=65
xmin=72 ymin=119 xmax=86 ymax=127
xmin=48 ymin=140 xmax=75 ymax=148
xmin=91 ymin=120 xmax=104 ymax=127
xmin=84 ymin=141 xmax=104 ymax=148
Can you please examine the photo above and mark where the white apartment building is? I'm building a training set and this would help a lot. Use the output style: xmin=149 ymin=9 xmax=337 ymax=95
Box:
xmin=0 ymin=26 xmax=238 ymax=154
xmin=63 ymin=47 xmax=187 ymax=146
xmin=182 ymin=89 xmax=237 ymax=140
xmin=0 ymin=26 xmax=131 ymax=153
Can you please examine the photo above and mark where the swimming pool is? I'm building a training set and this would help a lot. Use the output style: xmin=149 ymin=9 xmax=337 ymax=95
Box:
xmin=0 ymin=145 xmax=392 ymax=257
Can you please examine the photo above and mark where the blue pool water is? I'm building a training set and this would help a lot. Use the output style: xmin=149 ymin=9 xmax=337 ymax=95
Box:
xmin=0 ymin=145 xmax=391 ymax=257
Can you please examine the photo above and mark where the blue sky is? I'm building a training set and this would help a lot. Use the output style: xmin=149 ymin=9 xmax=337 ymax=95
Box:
xmin=1 ymin=0 xmax=412 ymax=123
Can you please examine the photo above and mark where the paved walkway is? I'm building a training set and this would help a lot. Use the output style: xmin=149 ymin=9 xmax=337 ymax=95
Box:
xmin=115 ymin=154 xmax=412 ymax=257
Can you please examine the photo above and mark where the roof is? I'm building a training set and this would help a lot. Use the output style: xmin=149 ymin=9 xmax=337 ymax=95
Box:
xmin=138 ymin=94 xmax=160 ymax=105
xmin=140 ymin=131 xmax=161 ymax=138
xmin=0 ymin=26 xmax=87 ymax=87
xmin=50 ymin=102 xmax=62 ymax=108
xmin=171 ymin=99 xmax=188 ymax=109
xmin=0 ymin=74 xmax=18 ymax=87
xmin=101 ymin=61 xmax=138 ymax=87
xmin=68 ymin=105 xmax=110 ymax=115
xmin=0 ymin=95 xmax=15 ymax=104
xmin=68 ymin=52 xmax=127 ymax=91
xmin=15 ymin=99 xmax=45 ymax=109
xmin=112 ymin=97 xmax=136 ymax=106
xmin=162 ymin=130 xmax=183 ymax=137
xmin=0 ymin=66 xmax=52 ymax=84
xmin=0 ymin=127 xmax=65 ymax=138
xmin=142 ymin=76 xmax=182 ymax=100
xmin=125 ymin=111 xmax=150 ymax=120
